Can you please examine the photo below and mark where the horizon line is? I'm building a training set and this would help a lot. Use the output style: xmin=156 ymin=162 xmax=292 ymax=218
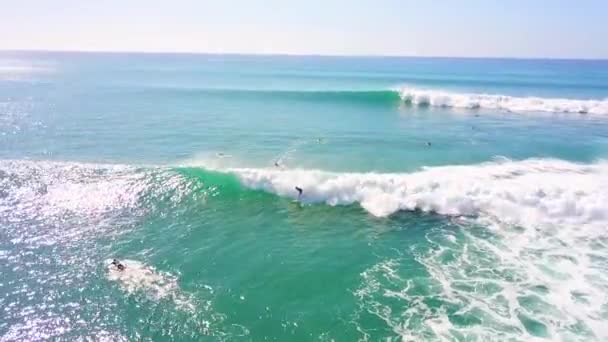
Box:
xmin=1 ymin=48 xmax=607 ymax=62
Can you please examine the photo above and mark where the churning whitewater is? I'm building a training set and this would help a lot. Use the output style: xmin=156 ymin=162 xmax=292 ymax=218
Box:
xmin=398 ymin=87 xmax=608 ymax=115
xmin=229 ymin=158 xmax=608 ymax=225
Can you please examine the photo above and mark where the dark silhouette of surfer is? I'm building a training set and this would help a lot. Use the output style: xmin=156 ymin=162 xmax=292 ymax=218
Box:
xmin=111 ymin=259 xmax=125 ymax=271
xmin=295 ymin=186 xmax=303 ymax=200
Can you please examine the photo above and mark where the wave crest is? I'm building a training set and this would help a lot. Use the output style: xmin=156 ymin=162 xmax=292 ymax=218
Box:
xmin=398 ymin=87 xmax=608 ymax=115
xmin=230 ymin=158 xmax=608 ymax=228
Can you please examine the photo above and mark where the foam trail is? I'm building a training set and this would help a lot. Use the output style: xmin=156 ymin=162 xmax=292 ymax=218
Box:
xmin=398 ymin=87 xmax=608 ymax=115
xmin=229 ymin=158 xmax=608 ymax=228
xmin=106 ymin=259 xmax=195 ymax=311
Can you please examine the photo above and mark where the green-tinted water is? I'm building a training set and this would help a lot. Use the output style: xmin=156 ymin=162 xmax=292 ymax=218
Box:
xmin=1 ymin=52 xmax=608 ymax=341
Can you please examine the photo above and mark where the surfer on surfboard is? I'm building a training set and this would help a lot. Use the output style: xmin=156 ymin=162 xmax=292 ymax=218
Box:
xmin=295 ymin=186 xmax=303 ymax=201
xmin=111 ymin=259 xmax=126 ymax=271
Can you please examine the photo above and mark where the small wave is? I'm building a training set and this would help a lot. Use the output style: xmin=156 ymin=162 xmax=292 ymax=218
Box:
xmin=132 ymin=85 xmax=608 ymax=114
xmin=228 ymin=158 xmax=608 ymax=229
xmin=136 ymin=86 xmax=401 ymax=106
xmin=398 ymin=87 xmax=608 ymax=115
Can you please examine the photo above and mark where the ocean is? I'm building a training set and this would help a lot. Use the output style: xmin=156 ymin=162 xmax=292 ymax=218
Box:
xmin=1 ymin=51 xmax=608 ymax=341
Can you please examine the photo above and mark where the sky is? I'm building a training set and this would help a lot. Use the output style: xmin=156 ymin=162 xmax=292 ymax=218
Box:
xmin=1 ymin=0 xmax=607 ymax=59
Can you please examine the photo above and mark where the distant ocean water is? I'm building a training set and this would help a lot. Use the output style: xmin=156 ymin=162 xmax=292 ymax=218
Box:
xmin=1 ymin=51 xmax=608 ymax=341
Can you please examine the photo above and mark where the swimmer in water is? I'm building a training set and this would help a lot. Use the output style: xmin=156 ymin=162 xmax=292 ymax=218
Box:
xmin=426 ymin=142 xmax=432 ymax=147
xmin=295 ymin=186 xmax=303 ymax=200
xmin=274 ymin=160 xmax=281 ymax=168
xmin=111 ymin=259 xmax=125 ymax=271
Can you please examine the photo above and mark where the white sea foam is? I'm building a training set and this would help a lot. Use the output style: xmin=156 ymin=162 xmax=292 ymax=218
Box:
xmin=106 ymin=259 xmax=195 ymax=312
xmin=354 ymin=215 xmax=608 ymax=340
xmin=267 ymin=158 xmax=607 ymax=340
xmin=229 ymin=158 xmax=608 ymax=228
xmin=397 ymin=87 xmax=608 ymax=115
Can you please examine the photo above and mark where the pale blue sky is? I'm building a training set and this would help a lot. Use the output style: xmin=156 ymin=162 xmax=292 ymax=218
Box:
xmin=1 ymin=0 xmax=607 ymax=58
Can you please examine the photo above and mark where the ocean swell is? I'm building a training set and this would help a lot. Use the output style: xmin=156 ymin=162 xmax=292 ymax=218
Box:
xmin=132 ymin=85 xmax=608 ymax=114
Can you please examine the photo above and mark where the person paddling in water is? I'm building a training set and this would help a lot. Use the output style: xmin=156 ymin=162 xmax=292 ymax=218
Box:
xmin=295 ymin=186 xmax=303 ymax=201
xmin=111 ymin=259 xmax=125 ymax=271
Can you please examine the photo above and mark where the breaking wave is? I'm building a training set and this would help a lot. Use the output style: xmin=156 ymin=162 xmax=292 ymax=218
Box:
xmin=228 ymin=158 xmax=608 ymax=228
xmin=2 ymin=158 xmax=607 ymax=231
xmin=398 ymin=87 xmax=608 ymax=115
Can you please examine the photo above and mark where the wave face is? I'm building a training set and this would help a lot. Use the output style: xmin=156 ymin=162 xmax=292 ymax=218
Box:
xmin=139 ymin=86 xmax=608 ymax=115
xmin=398 ymin=87 xmax=608 ymax=115
xmin=229 ymin=158 xmax=608 ymax=227
xmin=137 ymin=86 xmax=402 ymax=107
xmin=168 ymin=86 xmax=608 ymax=115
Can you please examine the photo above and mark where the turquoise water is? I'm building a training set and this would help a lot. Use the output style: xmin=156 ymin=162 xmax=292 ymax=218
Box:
xmin=1 ymin=51 xmax=608 ymax=341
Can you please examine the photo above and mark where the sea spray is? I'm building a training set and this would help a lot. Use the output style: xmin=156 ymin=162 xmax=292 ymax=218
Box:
xmin=398 ymin=87 xmax=608 ymax=115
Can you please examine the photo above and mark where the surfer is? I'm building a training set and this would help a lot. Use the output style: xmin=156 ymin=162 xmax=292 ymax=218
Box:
xmin=275 ymin=159 xmax=286 ymax=169
xmin=426 ymin=141 xmax=432 ymax=147
xmin=111 ymin=259 xmax=125 ymax=271
xmin=295 ymin=186 xmax=303 ymax=200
